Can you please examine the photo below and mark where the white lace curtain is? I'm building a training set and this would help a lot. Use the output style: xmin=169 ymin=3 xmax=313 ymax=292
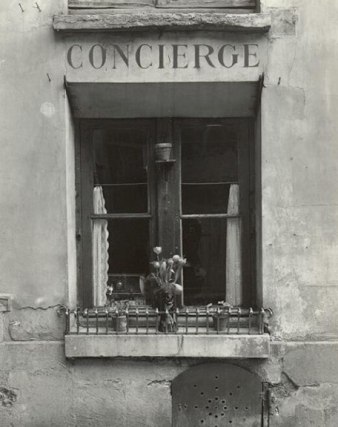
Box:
xmin=92 ymin=186 xmax=109 ymax=306
xmin=226 ymin=184 xmax=242 ymax=306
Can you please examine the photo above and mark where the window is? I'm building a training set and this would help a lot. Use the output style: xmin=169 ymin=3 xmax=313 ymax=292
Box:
xmin=77 ymin=119 xmax=255 ymax=308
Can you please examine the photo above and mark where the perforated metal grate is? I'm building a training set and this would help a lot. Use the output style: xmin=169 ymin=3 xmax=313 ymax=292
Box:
xmin=172 ymin=364 xmax=263 ymax=427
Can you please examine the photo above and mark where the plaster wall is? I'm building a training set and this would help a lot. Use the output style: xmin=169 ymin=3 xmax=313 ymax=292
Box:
xmin=260 ymin=0 xmax=338 ymax=339
xmin=0 ymin=0 xmax=338 ymax=425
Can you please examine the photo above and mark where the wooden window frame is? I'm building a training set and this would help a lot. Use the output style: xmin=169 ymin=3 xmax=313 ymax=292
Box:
xmin=68 ymin=0 xmax=258 ymax=13
xmin=76 ymin=118 xmax=256 ymax=308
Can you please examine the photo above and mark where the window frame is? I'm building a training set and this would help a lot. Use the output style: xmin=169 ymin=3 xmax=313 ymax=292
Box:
xmin=68 ymin=0 xmax=257 ymax=12
xmin=76 ymin=118 xmax=256 ymax=308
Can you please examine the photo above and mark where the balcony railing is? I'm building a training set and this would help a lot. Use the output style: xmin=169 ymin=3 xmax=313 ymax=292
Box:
xmin=65 ymin=306 xmax=271 ymax=336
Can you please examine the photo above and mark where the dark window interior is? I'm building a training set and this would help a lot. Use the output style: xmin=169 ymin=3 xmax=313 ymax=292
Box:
xmin=79 ymin=119 xmax=254 ymax=307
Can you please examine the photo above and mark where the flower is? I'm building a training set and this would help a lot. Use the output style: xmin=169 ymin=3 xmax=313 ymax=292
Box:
xmin=151 ymin=261 xmax=160 ymax=269
xmin=147 ymin=248 xmax=186 ymax=298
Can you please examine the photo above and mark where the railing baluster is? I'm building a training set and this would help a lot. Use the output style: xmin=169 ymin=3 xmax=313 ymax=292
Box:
xmin=195 ymin=308 xmax=199 ymax=335
xmin=76 ymin=308 xmax=80 ymax=334
xmin=249 ymin=307 xmax=253 ymax=334
xmin=259 ymin=308 xmax=265 ymax=334
xmin=237 ymin=308 xmax=241 ymax=334
xmin=126 ymin=308 xmax=129 ymax=335
xmin=206 ymin=307 xmax=209 ymax=335
xmin=185 ymin=308 xmax=189 ymax=334
xmin=85 ymin=308 xmax=89 ymax=335
xmin=105 ymin=308 xmax=109 ymax=334
xmin=115 ymin=309 xmax=119 ymax=335
xmin=155 ymin=308 xmax=159 ymax=334
xmin=95 ymin=308 xmax=99 ymax=335
xmin=165 ymin=308 xmax=169 ymax=334
xmin=227 ymin=308 xmax=231 ymax=334
xmin=136 ymin=307 xmax=139 ymax=335
xmin=146 ymin=307 xmax=149 ymax=335
xmin=65 ymin=308 xmax=70 ymax=335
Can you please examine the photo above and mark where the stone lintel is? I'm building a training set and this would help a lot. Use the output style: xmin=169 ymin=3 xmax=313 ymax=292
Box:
xmin=65 ymin=334 xmax=270 ymax=358
xmin=53 ymin=12 xmax=271 ymax=33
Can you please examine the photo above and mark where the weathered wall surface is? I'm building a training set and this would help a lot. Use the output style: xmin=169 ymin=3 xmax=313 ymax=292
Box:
xmin=1 ymin=0 xmax=338 ymax=425
xmin=261 ymin=0 xmax=338 ymax=340
xmin=0 ymin=0 xmax=69 ymax=308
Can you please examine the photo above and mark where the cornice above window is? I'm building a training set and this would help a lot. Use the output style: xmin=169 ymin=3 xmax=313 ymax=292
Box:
xmin=53 ymin=12 xmax=271 ymax=33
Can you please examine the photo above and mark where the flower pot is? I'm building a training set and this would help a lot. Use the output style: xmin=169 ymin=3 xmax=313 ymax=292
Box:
xmin=212 ymin=314 xmax=228 ymax=331
xmin=112 ymin=314 xmax=127 ymax=332
xmin=155 ymin=143 xmax=172 ymax=161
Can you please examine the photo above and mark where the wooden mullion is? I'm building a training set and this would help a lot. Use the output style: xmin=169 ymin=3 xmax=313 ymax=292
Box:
xmin=91 ymin=213 xmax=151 ymax=219
xmin=156 ymin=119 xmax=181 ymax=258
xmin=148 ymin=123 xmax=157 ymax=255
xmin=248 ymin=119 xmax=257 ymax=306
xmin=75 ymin=120 xmax=83 ymax=308
xmin=174 ymin=120 xmax=183 ymax=306
xmin=238 ymin=120 xmax=252 ymax=307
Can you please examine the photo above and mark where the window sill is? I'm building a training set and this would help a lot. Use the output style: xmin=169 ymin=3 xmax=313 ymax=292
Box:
xmin=65 ymin=333 xmax=270 ymax=358
xmin=53 ymin=12 xmax=271 ymax=33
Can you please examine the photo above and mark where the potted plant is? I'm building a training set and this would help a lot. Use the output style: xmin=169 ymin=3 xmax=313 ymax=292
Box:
xmin=143 ymin=246 xmax=185 ymax=332
xmin=212 ymin=301 xmax=233 ymax=331
xmin=106 ymin=286 xmax=129 ymax=332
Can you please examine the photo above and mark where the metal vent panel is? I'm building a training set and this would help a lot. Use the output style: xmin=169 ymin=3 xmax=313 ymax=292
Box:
xmin=172 ymin=363 xmax=262 ymax=427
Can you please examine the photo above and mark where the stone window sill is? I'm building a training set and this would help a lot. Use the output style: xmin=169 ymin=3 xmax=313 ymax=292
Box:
xmin=65 ymin=333 xmax=270 ymax=358
xmin=53 ymin=12 xmax=271 ymax=33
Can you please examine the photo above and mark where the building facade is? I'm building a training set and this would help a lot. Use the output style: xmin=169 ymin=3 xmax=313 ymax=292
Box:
xmin=1 ymin=0 xmax=338 ymax=425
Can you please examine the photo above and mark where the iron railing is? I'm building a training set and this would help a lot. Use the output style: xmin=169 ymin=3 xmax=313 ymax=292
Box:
xmin=65 ymin=306 xmax=272 ymax=336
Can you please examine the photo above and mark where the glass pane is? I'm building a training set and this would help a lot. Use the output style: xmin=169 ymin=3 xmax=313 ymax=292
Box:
xmin=93 ymin=128 xmax=148 ymax=213
xmin=182 ymin=218 xmax=227 ymax=305
xmin=107 ymin=219 xmax=149 ymax=275
xmin=181 ymin=124 xmax=238 ymax=215
xmin=95 ymin=185 xmax=148 ymax=214
xmin=182 ymin=183 xmax=232 ymax=215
